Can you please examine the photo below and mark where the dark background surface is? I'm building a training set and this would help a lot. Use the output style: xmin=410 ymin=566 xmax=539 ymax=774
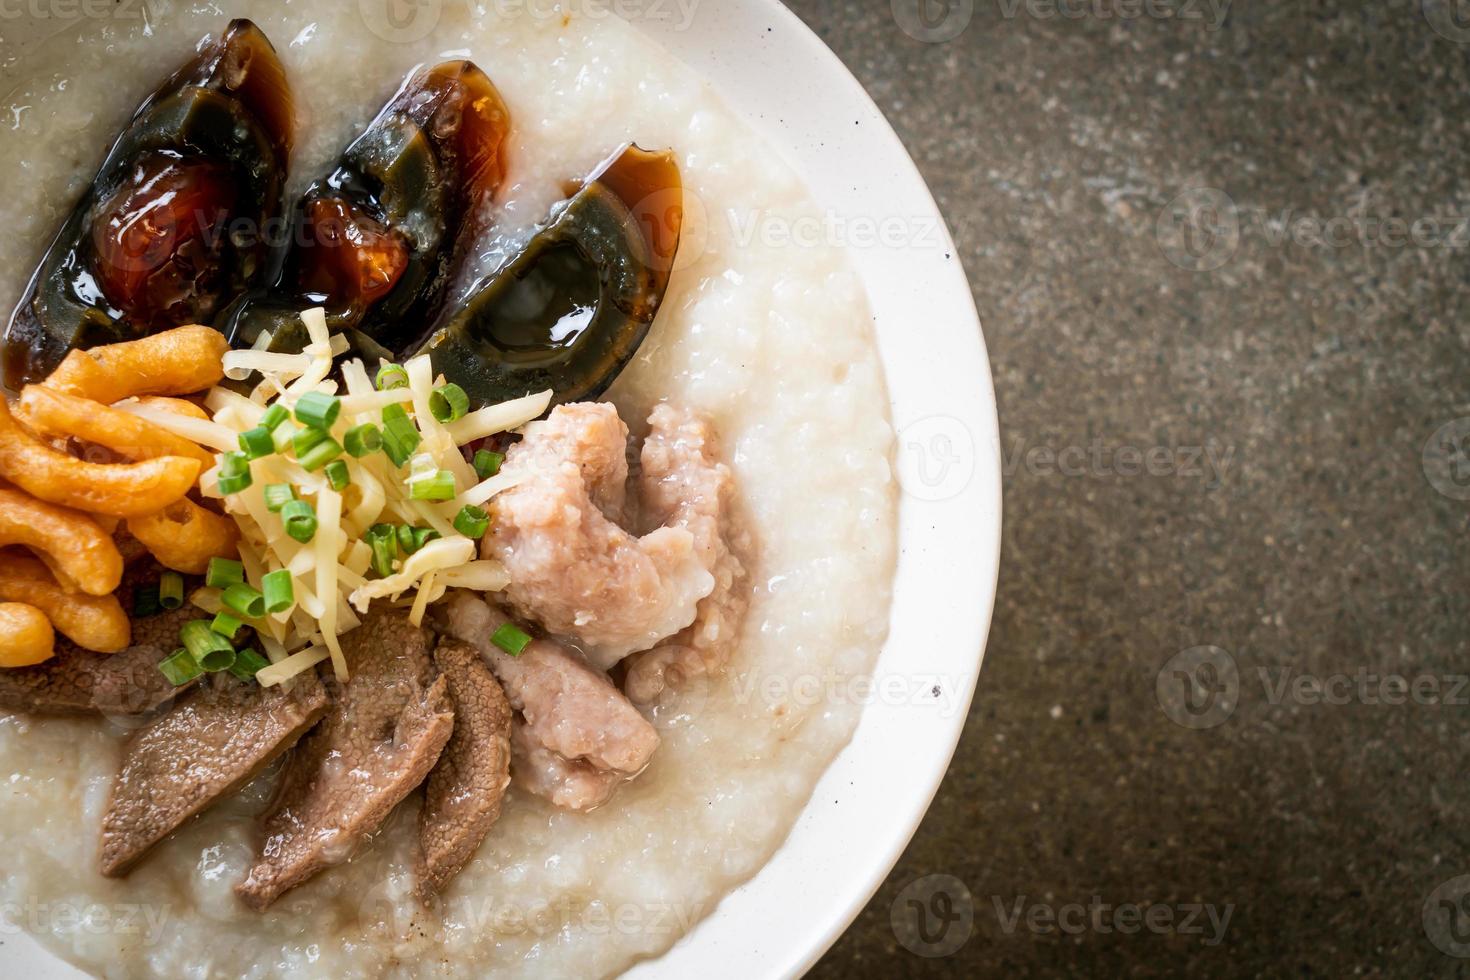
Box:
xmin=790 ymin=1 xmax=1470 ymax=975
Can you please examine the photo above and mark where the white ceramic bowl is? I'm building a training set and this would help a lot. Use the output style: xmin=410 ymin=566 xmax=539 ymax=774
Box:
xmin=5 ymin=2 xmax=1001 ymax=976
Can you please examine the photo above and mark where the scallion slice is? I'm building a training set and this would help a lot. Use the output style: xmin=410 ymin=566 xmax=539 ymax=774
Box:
xmin=396 ymin=523 xmax=419 ymax=555
xmin=229 ymin=648 xmax=271 ymax=682
xmin=206 ymin=557 xmax=245 ymax=589
xmin=181 ymin=621 xmax=236 ymax=672
xmin=264 ymin=483 xmax=295 ymax=512
xmin=413 ymin=527 xmax=440 ymax=551
xmin=409 ymin=469 xmax=456 ymax=501
xmin=158 ymin=647 xmax=202 ymax=686
xmin=221 ymin=583 xmax=266 ymax=619
xmin=491 ymin=622 xmax=532 ymax=656
xmin=298 ymin=434 xmax=343 ymax=472
xmin=261 ymin=402 xmax=290 ymax=431
xmin=368 ymin=527 xmax=397 ymax=578
xmin=453 ymin=505 xmax=490 ymax=539
xmin=472 ymin=449 xmax=504 ymax=480
xmin=344 ymin=423 xmax=382 ymax=458
xmin=238 ymin=426 xmax=275 ymax=460
xmin=158 ymin=571 xmax=184 ymax=610
xmin=375 ymin=363 xmax=409 ymax=391
xmin=294 ymin=391 xmax=341 ymax=430
xmin=211 ymin=611 xmax=244 ymax=641
xmin=217 ymin=451 xmax=252 ymax=494
xmin=262 ymin=569 xmax=295 ymax=614
xmin=281 ymin=499 xmax=318 ymax=544
xmin=324 ymin=458 xmax=351 ymax=491
xmin=429 ymin=383 xmax=469 ymax=423
xmin=382 ymin=420 xmax=421 ymax=467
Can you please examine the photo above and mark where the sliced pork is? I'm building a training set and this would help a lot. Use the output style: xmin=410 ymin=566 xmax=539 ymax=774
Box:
xmin=625 ymin=404 xmax=751 ymax=702
xmin=418 ymin=638 xmax=512 ymax=899
xmin=483 ymin=403 xmax=713 ymax=668
xmin=236 ymin=611 xmax=454 ymax=911
xmin=99 ymin=671 xmax=328 ymax=877
xmin=440 ymin=591 xmax=658 ymax=775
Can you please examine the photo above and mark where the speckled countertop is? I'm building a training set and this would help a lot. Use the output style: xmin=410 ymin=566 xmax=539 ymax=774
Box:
xmin=789 ymin=1 xmax=1470 ymax=975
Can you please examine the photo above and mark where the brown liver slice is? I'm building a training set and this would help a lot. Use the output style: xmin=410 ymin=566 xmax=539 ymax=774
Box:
xmin=236 ymin=610 xmax=454 ymax=911
xmin=417 ymin=638 xmax=512 ymax=898
xmin=99 ymin=671 xmax=328 ymax=877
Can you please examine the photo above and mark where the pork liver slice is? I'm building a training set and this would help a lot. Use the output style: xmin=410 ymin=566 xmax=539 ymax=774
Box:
xmin=236 ymin=610 xmax=454 ymax=910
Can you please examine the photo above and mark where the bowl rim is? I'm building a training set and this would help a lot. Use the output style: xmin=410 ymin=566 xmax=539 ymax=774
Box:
xmin=624 ymin=1 xmax=1003 ymax=976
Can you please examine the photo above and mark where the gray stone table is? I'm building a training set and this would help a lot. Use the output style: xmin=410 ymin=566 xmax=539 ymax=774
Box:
xmin=788 ymin=0 xmax=1470 ymax=975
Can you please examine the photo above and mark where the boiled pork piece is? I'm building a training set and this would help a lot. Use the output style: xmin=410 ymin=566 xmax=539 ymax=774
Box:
xmin=508 ymin=722 xmax=620 ymax=811
xmin=417 ymin=638 xmax=512 ymax=898
xmin=99 ymin=671 xmax=328 ymax=877
xmin=438 ymin=592 xmax=657 ymax=810
xmin=482 ymin=402 xmax=713 ymax=668
xmin=236 ymin=611 xmax=453 ymax=910
xmin=625 ymin=404 xmax=751 ymax=702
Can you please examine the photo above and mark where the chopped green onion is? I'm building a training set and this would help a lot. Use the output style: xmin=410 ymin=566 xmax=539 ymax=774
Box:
xmin=381 ymin=412 xmax=421 ymax=467
xmin=324 ymin=459 xmax=351 ymax=491
xmin=429 ymin=383 xmax=469 ymax=423
xmin=369 ymin=522 xmax=395 ymax=538
xmin=453 ymin=505 xmax=490 ymax=539
xmin=132 ymin=585 xmax=161 ymax=618
xmin=181 ymin=621 xmax=236 ymax=672
xmin=228 ymin=649 xmax=271 ymax=682
xmin=263 ymin=483 xmax=295 ymax=512
xmin=206 ymin=557 xmax=245 ymax=589
xmin=375 ymin=363 xmax=409 ymax=390
xmin=294 ymin=391 xmax=341 ymax=430
xmin=281 ymin=499 xmax=318 ymax=543
xmin=219 ymin=451 xmax=250 ymax=478
xmin=344 ymin=424 xmax=382 ymax=458
xmin=368 ymin=528 xmax=397 ymax=578
xmin=298 ymin=434 xmax=343 ymax=472
xmin=218 ymin=473 xmax=252 ymax=495
xmin=158 ymin=648 xmax=202 ymax=686
xmin=382 ymin=403 xmax=409 ymax=423
xmin=272 ymin=421 xmax=299 ymax=453
xmin=408 ymin=469 xmax=456 ymax=501
xmin=158 ymin=572 xmax=184 ymax=610
xmin=221 ymin=583 xmax=265 ymax=619
xmin=262 ymin=569 xmax=295 ymax=614
xmin=491 ymin=622 xmax=532 ymax=656
xmin=238 ymin=426 xmax=275 ymax=460
xmin=413 ymin=527 xmax=440 ymax=551
xmin=261 ymin=403 xmax=290 ymax=431
xmin=472 ymin=449 xmax=504 ymax=480
xmin=396 ymin=523 xmax=419 ymax=555
xmin=408 ymin=452 xmax=438 ymax=484
xmin=217 ymin=451 xmax=252 ymax=494
xmin=211 ymin=611 xmax=244 ymax=641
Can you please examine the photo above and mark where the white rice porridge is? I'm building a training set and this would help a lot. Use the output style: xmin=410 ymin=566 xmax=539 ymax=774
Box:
xmin=0 ymin=2 xmax=896 ymax=977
